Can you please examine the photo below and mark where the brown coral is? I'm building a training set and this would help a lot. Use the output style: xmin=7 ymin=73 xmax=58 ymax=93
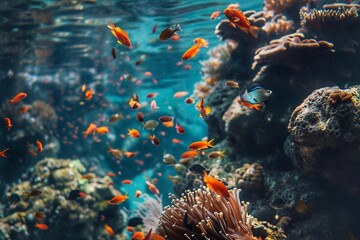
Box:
xmin=264 ymin=0 xmax=309 ymax=17
xmin=235 ymin=163 xmax=264 ymax=191
xmin=262 ymin=15 xmax=294 ymax=37
xmin=155 ymin=187 xmax=256 ymax=240
xmin=252 ymin=32 xmax=334 ymax=70
xmin=328 ymin=91 xmax=353 ymax=105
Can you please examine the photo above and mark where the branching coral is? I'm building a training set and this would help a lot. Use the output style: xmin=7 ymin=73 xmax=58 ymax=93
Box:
xmin=262 ymin=15 xmax=294 ymax=37
xmin=156 ymin=187 xmax=256 ymax=240
xmin=194 ymin=41 xmax=237 ymax=99
xmin=264 ymin=0 xmax=309 ymax=17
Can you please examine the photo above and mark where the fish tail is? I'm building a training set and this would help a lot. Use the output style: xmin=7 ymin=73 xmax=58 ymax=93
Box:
xmin=107 ymin=21 xmax=115 ymax=29
xmin=207 ymin=138 xmax=215 ymax=148
xmin=175 ymin=24 xmax=182 ymax=32
xmin=249 ymin=26 xmax=260 ymax=38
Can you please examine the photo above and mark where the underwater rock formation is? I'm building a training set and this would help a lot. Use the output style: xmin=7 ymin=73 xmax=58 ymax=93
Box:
xmin=286 ymin=86 xmax=360 ymax=197
xmin=156 ymin=186 xmax=286 ymax=240
xmin=0 ymin=158 xmax=125 ymax=240
xmin=235 ymin=163 xmax=264 ymax=191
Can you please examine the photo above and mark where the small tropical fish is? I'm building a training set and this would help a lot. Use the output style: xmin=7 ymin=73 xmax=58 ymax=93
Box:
xmin=35 ymin=223 xmax=48 ymax=230
xmin=35 ymin=211 xmax=46 ymax=220
xmin=225 ymin=80 xmax=239 ymax=88
xmin=175 ymin=123 xmax=185 ymax=134
xmin=104 ymin=224 xmax=114 ymax=236
xmin=143 ymin=120 xmax=159 ymax=130
xmin=82 ymin=173 xmax=96 ymax=180
xmin=10 ymin=92 xmax=27 ymax=104
xmin=238 ymin=85 xmax=272 ymax=110
xmin=135 ymin=190 xmax=142 ymax=198
xmin=85 ymin=89 xmax=94 ymax=100
xmin=81 ymin=84 xmax=86 ymax=92
xmin=109 ymin=194 xmax=129 ymax=204
xmin=188 ymin=138 xmax=215 ymax=150
xmin=224 ymin=7 xmax=260 ymax=38
xmin=23 ymin=189 xmax=42 ymax=201
xmin=129 ymin=94 xmax=141 ymax=110
xmin=4 ymin=118 xmax=12 ymax=130
xmin=107 ymin=172 xmax=116 ymax=177
xmin=150 ymin=100 xmax=159 ymax=111
xmin=146 ymin=181 xmax=160 ymax=195
xmin=146 ymin=92 xmax=158 ymax=98
xmin=127 ymin=217 xmax=143 ymax=227
xmin=208 ymin=150 xmax=225 ymax=159
xmin=124 ymin=151 xmax=137 ymax=158
xmin=158 ymin=116 xmax=173 ymax=122
xmin=173 ymin=91 xmax=189 ymax=98
xmin=184 ymin=97 xmax=195 ymax=104
xmin=135 ymin=55 xmax=146 ymax=65
xmin=18 ymin=105 xmax=30 ymax=113
xmin=181 ymin=150 xmax=198 ymax=159
xmin=126 ymin=226 xmax=135 ymax=232
xmin=182 ymin=38 xmax=208 ymax=60
xmin=188 ymin=163 xmax=210 ymax=175
xmin=128 ymin=129 xmax=140 ymax=138
xmin=108 ymin=147 xmax=123 ymax=159
xmin=68 ymin=189 xmax=87 ymax=200
xmin=131 ymin=232 xmax=144 ymax=240
xmin=174 ymin=163 xmax=187 ymax=172
xmin=152 ymin=24 xmax=158 ymax=33
xmin=122 ymin=179 xmax=133 ymax=184
xmin=112 ymin=48 xmax=116 ymax=59
xmin=167 ymin=175 xmax=184 ymax=183
xmin=143 ymin=228 xmax=165 ymax=240
xmin=210 ymin=11 xmax=221 ymax=19
xmin=203 ymin=172 xmax=230 ymax=197
xmin=137 ymin=112 xmax=145 ymax=123
xmin=237 ymin=99 xmax=264 ymax=111
xmin=162 ymin=121 xmax=174 ymax=128
xmin=148 ymin=134 xmax=160 ymax=146
xmin=144 ymin=71 xmax=152 ymax=77
xmin=83 ymin=123 xmax=97 ymax=138
xmin=0 ymin=148 xmax=10 ymax=158
xmin=159 ymin=24 xmax=182 ymax=41
xmin=109 ymin=113 xmax=123 ymax=123
xmin=36 ymin=140 xmax=43 ymax=152
xmin=107 ymin=21 xmax=131 ymax=47
xmin=95 ymin=126 xmax=109 ymax=135
xmin=198 ymin=98 xmax=211 ymax=119
xmin=163 ymin=153 xmax=177 ymax=165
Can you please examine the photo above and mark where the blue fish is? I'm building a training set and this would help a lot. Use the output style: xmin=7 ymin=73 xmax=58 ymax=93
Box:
xmin=240 ymin=85 xmax=272 ymax=104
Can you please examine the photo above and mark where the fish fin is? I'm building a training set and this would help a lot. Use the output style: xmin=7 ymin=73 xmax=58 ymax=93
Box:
xmin=107 ymin=21 xmax=115 ymax=29
xmin=117 ymin=40 xmax=123 ymax=45
xmin=249 ymin=26 xmax=260 ymax=38
xmin=175 ymin=24 xmax=182 ymax=32
xmin=207 ymin=138 xmax=215 ymax=148
xmin=239 ymin=26 xmax=248 ymax=33
xmin=233 ymin=17 xmax=241 ymax=22
xmin=229 ymin=21 xmax=236 ymax=28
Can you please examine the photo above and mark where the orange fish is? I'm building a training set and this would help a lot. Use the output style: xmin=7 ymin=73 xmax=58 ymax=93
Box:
xmin=122 ymin=179 xmax=133 ymax=184
xmin=126 ymin=226 xmax=135 ymax=232
xmin=18 ymin=105 xmax=30 ymax=113
xmin=173 ymin=91 xmax=189 ymax=98
xmin=162 ymin=121 xmax=174 ymax=128
xmin=223 ymin=7 xmax=260 ymax=38
xmin=124 ymin=151 xmax=136 ymax=158
xmin=107 ymin=172 xmax=116 ymax=177
xmin=203 ymin=171 xmax=230 ymax=198
xmin=36 ymin=139 xmax=43 ymax=152
xmin=210 ymin=11 xmax=221 ymax=19
xmin=109 ymin=194 xmax=129 ymax=204
xmin=10 ymin=92 xmax=27 ymax=104
xmin=129 ymin=95 xmax=141 ymax=110
xmin=148 ymin=134 xmax=160 ymax=146
xmin=188 ymin=138 xmax=215 ymax=150
xmin=81 ymin=84 xmax=86 ymax=92
xmin=172 ymin=138 xmax=181 ymax=144
xmin=35 ymin=223 xmax=48 ymax=230
xmin=4 ymin=118 xmax=12 ymax=130
xmin=108 ymin=147 xmax=123 ymax=159
xmin=146 ymin=181 xmax=160 ymax=195
xmin=95 ymin=126 xmax=109 ymax=135
xmin=82 ymin=173 xmax=96 ymax=180
xmin=0 ymin=148 xmax=9 ymax=158
xmin=182 ymin=38 xmax=208 ymax=60
xmin=237 ymin=99 xmax=263 ymax=111
xmin=181 ymin=150 xmax=198 ymax=159
xmin=107 ymin=21 xmax=131 ymax=47
xmin=198 ymin=98 xmax=211 ymax=119
xmin=143 ymin=228 xmax=165 ymax=240
xmin=83 ymin=123 xmax=97 ymax=138
xmin=85 ymin=89 xmax=94 ymax=100
xmin=104 ymin=224 xmax=114 ymax=236
xmin=131 ymin=231 xmax=144 ymax=240
xmin=128 ymin=129 xmax=140 ymax=138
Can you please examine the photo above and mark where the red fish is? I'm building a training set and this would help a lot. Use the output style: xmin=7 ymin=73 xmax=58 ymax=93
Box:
xmin=35 ymin=223 xmax=48 ymax=230
xmin=104 ymin=224 xmax=114 ymax=236
xmin=182 ymin=38 xmax=208 ymax=60
xmin=36 ymin=139 xmax=43 ymax=152
xmin=146 ymin=181 xmax=160 ymax=195
xmin=0 ymin=148 xmax=9 ymax=158
xmin=4 ymin=118 xmax=12 ymax=130
xmin=188 ymin=138 xmax=215 ymax=150
xmin=224 ymin=7 xmax=260 ymax=38
xmin=107 ymin=21 xmax=131 ymax=47
xmin=148 ymin=134 xmax=160 ymax=146
xmin=175 ymin=123 xmax=185 ymax=134
xmin=210 ymin=11 xmax=221 ymax=19
xmin=10 ymin=92 xmax=27 ymax=104
xmin=109 ymin=194 xmax=128 ymax=204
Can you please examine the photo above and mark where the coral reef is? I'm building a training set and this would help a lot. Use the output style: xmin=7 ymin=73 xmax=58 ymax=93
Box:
xmin=133 ymin=194 xmax=163 ymax=233
xmin=156 ymin=186 xmax=286 ymax=240
xmin=235 ymin=163 xmax=264 ymax=191
xmin=286 ymin=86 xmax=360 ymax=197
xmin=0 ymin=158 xmax=125 ymax=240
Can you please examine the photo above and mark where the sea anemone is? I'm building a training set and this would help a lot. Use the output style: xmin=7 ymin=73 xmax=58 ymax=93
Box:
xmin=155 ymin=186 xmax=256 ymax=240
xmin=133 ymin=194 xmax=163 ymax=233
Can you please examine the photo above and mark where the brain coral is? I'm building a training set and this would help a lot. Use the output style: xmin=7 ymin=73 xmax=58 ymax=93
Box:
xmin=286 ymin=86 xmax=360 ymax=197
